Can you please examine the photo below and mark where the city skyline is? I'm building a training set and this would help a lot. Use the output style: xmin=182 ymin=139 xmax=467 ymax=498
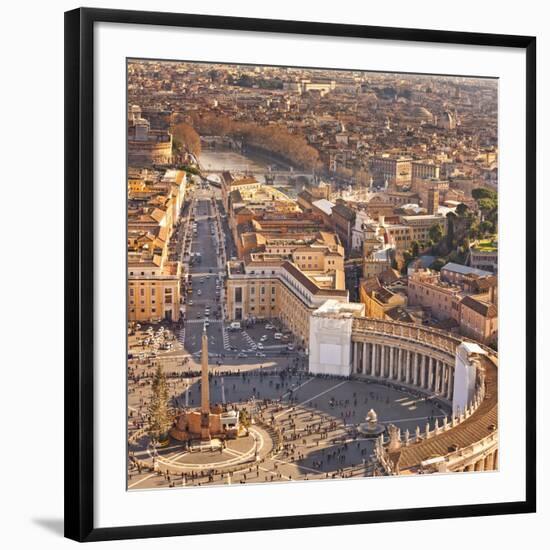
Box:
xmin=126 ymin=59 xmax=498 ymax=490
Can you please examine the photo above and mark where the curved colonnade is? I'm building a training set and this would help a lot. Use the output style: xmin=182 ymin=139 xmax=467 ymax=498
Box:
xmin=351 ymin=320 xmax=457 ymax=403
xmin=350 ymin=318 xmax=498 ymax=475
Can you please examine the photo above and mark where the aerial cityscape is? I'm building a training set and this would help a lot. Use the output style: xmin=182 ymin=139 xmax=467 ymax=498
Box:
xmin=127 ymin=59 xmax=498 ymax=490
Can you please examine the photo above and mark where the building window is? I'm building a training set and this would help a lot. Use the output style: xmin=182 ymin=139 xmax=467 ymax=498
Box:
xmin=235 ymin=287 xmax=243 ymax=303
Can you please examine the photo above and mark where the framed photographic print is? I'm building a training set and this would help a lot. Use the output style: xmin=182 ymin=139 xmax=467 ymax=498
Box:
xmin=64 ymin=7 xmax=536 ymax=542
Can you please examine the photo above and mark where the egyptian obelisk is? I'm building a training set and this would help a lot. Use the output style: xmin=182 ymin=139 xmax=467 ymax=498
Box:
xmin=200 ymin=324 xmax=210 ymax=440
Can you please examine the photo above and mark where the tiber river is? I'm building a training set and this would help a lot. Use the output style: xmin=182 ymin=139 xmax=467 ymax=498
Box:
xmin=200 ymin=149 xmax=274 ymax=174
xmin=199 ymin=148 xmax=308 ymax=198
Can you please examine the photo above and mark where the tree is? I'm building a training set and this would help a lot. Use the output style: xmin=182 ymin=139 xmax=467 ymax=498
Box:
xmin=172 ymin=122 xmax=201 ymax=157
xmin=428 ymin=223 xmax=444 ymax=244
xmin=455 ymin=203 xmax=469 ymax=217
xmin=446 ymin=211 xmax=456 ymax=248
xmin=467 ymin=219 xmax=481 ymax=240
xmin=430 ymin=258 xmax=446 ymax=271
xmin=190 ymin=114 xmax=320 ymax=169
xmin=479 ymin=220 xmax=494 ymax=235
xmin=235 ymin=74 xmax=255 ymax=87
xmin=411 ymin=240 xmax=420 ymax=257
xmin=472 ymin=187 xmax=497 ymax=201
xmin=148 ymin=364 xmax=170 ymax=441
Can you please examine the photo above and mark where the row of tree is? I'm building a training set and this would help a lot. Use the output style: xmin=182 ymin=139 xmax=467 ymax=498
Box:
xmin=171 ymin=122 xmax=202 ymax=158
xmin=190 ymin=113 xmax=320 ymax=169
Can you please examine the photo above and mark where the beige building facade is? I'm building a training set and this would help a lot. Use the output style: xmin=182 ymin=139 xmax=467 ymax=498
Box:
xmin=226 ymin=257 xmax=348 ymax=347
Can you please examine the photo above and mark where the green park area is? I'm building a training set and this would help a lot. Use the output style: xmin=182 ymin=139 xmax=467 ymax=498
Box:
xmin=474 ymin=239 xmax=498 ymax=252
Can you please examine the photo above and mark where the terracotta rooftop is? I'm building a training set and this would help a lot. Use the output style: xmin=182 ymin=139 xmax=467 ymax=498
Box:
xmin=461 ymin=295 xmax=498 ymax=318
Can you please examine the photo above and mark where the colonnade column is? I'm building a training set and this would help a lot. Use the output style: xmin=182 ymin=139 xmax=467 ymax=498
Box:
xmin=435 ymin=360 xmax=441 ymax=394
xmin=397 ymin=348 xmax=403 ymax=382
xmin=420 ymin=354 xmax=428 ymax=388
xmin=412 ymin=352 xmax=418 ymax=386
xmin=371 ymin=344 xmax=377 ymax=377
xmin=484 ymin=453 xmax=495 ymax=471
xmin=362 ymin=342 xmax=368 ymax=375
xmin=446 ymin=366 xmax=453 ymax=400
xmin=352 ymin=342 xmax=359 ymax=374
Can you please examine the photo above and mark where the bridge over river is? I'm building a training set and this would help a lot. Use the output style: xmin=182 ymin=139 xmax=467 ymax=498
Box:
xmin=198 ymin=149 xmax=315 ymax=191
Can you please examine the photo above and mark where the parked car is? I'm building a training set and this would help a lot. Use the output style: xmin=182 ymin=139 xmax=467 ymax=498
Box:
xmin=274 ymin=333 xmax=283 ymax=340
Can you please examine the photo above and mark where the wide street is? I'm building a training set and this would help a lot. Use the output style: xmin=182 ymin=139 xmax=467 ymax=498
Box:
xmin=176 ymin=182 xmax=300 ymax=360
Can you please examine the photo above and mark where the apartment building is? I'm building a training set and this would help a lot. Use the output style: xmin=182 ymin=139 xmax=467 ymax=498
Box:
xmin=126 ymin=168 xmax=186 ymax=323
xmin=369 ymin=155 xmax=413 ymax=188
xmin=359 ymin=276 xmax=407 ymax=320
xmin=226 ymin=248 xmax=348 ymax=347
xmin=408 ymin=267 xmax=498 ymax=345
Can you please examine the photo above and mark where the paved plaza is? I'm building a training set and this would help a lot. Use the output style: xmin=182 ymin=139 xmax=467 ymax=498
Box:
xmin=128 ymin=351 xmax=450 ymax=489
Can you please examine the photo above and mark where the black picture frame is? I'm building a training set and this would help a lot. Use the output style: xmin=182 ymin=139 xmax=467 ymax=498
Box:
xmin=64 ymin=7 xmax=537 ymax=543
